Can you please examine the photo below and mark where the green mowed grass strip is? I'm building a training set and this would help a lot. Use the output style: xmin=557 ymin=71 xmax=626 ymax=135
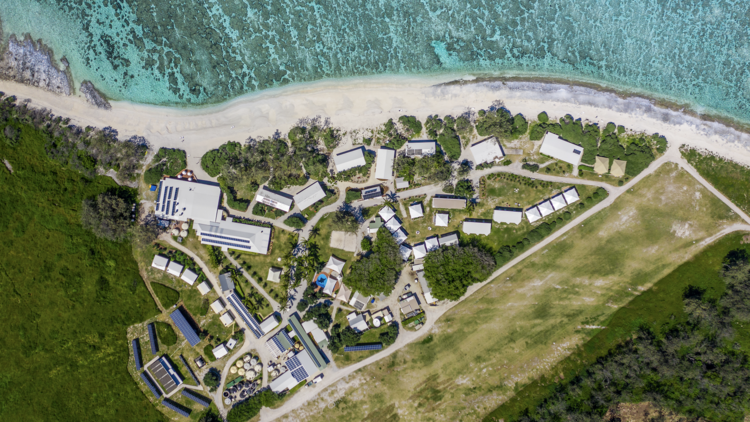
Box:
xmin=681 ymin=146 xmax=750 ymax=214
xmin=280 ymin=164 xmax=741 ymax=422
xmin=485 ymin=231 xmax=748 ymax=421
xmin=0 ymin=121 xmax=163 ymax=420
xmin=151 ymin=282 xmax=180 ymax=309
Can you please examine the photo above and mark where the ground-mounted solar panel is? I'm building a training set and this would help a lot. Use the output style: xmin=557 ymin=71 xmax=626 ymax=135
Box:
xmin=162 ymin=398 xmax=191 ymax=417
xmin=181 ymin=388 xmax=211 ymax=408
xmin=344 ymin=343 xmax=383 ymax=352
xmin=147 ymin=323 xmax=158 ymax=354
xmin=132 ymin=338 xmax=143 ymax=371
xmin=179 ymin=354 xmax=200 ymax=385
xmin=140 ymin=372 xmax=162 ymax=398
xmin=227 ymin=292 xmax=263 ymax=338
xmin=169 ymin=308 xmax=201 ymax=347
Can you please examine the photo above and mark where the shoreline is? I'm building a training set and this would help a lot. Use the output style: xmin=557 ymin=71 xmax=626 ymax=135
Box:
xmin=2 ymin=75 xmax=750 ymax=176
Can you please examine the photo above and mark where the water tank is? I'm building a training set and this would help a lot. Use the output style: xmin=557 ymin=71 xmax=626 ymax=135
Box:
xmin=181 ymin=222 xmax=189 ymax=230
xmin=230 ymin=367 xmax=237 ymax=374
xmin=243 ymin=363 xmax=251 ymax=370
xmin=180 ymin=230 xmax=188 ymax=237
xmin=254 ymin=364 xmax=262 ymax=372
xmin=235 ymin=360 xmax=244 ymax=368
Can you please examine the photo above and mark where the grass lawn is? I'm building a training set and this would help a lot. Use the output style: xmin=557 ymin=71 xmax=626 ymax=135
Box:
xmin=154 ymin=321 xmax=178 ymax=346
xmin=681 ymin=146 xmax=750 ymax=213
xmin=234 ymin=227 xmax=297 ymax=303
xmin=275 ymin=163 xmax=742 ymax=422
xmin=152 ymin=282 xmax=180 ymax=309
xmin=0 ymin=118 xmax=164 ymax=421
xmin=310 ymin=213 xmax=356 ymax=273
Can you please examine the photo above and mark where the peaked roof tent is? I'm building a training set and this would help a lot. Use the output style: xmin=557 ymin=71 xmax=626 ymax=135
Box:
xmin=434 ymin=212 xmax=450 ymax=227
xmin=325 ymin=255 xmax=346 ymax=274
xmin=611 ymin=159 xmax=627 ymax=177
xmin=493 ymin=207 xmax=523 ymax=224
xmin=167 ymin=261 xmax=184 ymax=277
xmin=293 ymin=181 xmax=327 ymax=210
xmin=375 ymin=147 xmax=395 ymax=180
xmin=392 ymin=228 xmax=408 ymax=245
xmin=378 ymin=206 xmax=396 ymax=222
xmin=550 ymin=193 xmax=567 ymax=210
xmin=399 ymin=244 xmax=413 ymax=261
xmin=267 ymin=267 xmax=283 ymax=282
xmin=334 ymin=147 xmax=367 ymax=172
xmin=409 ymin=202 xmax=424 ymax=219
xmin=526 ymin=206 xmax=543 ymax=223
xmin=181 ymin=269 xmax=198 ymax=285
xmin=425 ymin=236 xmax=440 ymax=252
xmin=412 ymin=243 xmax=428 ymax=260
xmin=594 ymin=156 xmax=609 ymax=174
xmin=154 ymin=178 xmax=222 ymax=224
xmin=563 ymin=187 xmax=580 ymax=204
xmin=169 ymin=307 xmax=201 ymax=347
xmin=540 ymin=132 xmax=584 ymax=167
xmin=255 ymin=186 xmax=294 ymax=213
xmin=470 ymin=137 xmax=505 ymax=165
xmin=537 ymin=200 xmax=555 ymax=217
xmin=385 ymin=216 xmax=402 ymax=233
xmin=218 ymin=272 xmax=235 ymax=292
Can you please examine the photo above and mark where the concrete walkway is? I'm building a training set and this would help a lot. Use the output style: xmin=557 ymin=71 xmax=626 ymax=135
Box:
xmin=223 ymin=250 xmax=282 ymax=311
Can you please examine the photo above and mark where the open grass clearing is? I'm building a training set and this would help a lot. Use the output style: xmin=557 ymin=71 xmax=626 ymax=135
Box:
xmin=310 ymin=213 xmax=356 ymax=273
xmin=681 ymin=146 xmax=750 ymax=214
xmin=276 ymin=163 xmax=741 ymax=422
xmin=234 ymin=227 xmax=296 ymax=303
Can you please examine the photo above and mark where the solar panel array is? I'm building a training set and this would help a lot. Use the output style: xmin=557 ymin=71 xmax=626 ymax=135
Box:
xmin=132 ymin=338 xmax=143 ymax=371
xmin=140 ymin=372 xmax=162 ymax=398
xmin=181 ymin=388 xmax=211 ymax=408
xmin=344 ymin=344 xmax=383 ymax=352
xmin=287 ymin=355 xmax=302 ymax=370
xmin=290 ymin=367 xmax=309 ymax=382
xmin=227 ymin=292 xmax=263 ymax=338
xmin=147 ymin=323 xmax=158 ymax=354
xmin=169 ymin=308 xmax=201 ymax=347
xmin=179 ymin=354 xmax=200 ymax=385
xmin=161 ymin=398 xmax=191 ymax=417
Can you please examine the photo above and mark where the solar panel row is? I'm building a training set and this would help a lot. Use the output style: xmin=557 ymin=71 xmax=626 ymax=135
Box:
xmin=344 ymin=344 xmax=383 ymax=352
xmin=169 ymin=308 xmax=201 ymax=347
xmin=179 ymin=354 xmax=200 ymax=386
xmin=290 ymin=367 xmax=309 ymax=382
xmin=286 ymin=355 xmax=302 ymax=370
xmin=181 ymin=388 xmax=211 ymax=408
xmin=140 ymin=372 xmax=162 ymax=398
xmin=147 ymin=323 xmax=158 ymax=354
xmin=132 ymin=338 xmax=143 ymax=371
xmin=162 ymin=398 xmax=191 ymax=417
xmin=227 ymin=293 xmax=263 ymax=338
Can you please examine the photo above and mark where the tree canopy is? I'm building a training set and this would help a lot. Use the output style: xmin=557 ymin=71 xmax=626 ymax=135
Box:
xmin=81 ymin=192 xmax=131 ymax=242
xmin=424 ymin=246 xmax=495 ymax=301
xmin=143 ymin=148 xmax=186 ymax=185
xmin=344 ymin=228 xmax=403 ymax=296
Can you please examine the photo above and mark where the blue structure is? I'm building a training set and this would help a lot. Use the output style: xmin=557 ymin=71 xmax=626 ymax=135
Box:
xmin=140 ymin=372 xmax=162 ymax=398
xmin=169 ymin=307 xmax=201 ymax=347
xmin=179 ymin=354 xmax=200 ymax=386
xmin=227 ymin=292 xmax=263 ymax=338
xmin=161 ymin=398 xmax=191 ymax=417
xmin=181 ymin=389 xmax=211 ymax=408
xmin=147 ymin=323 xmax=158 ymax=354
xmin=131 ymin=338 xmax=143 ymax=371
xmin=315 ymin=274 xmax=328 ymax=287
xmin=344 ymin=343 xmax=383 ymax=352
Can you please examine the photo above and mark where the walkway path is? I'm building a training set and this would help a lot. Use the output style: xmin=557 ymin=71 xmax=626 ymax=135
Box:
xmin=223 ymin=251 xmax=281 ymax=311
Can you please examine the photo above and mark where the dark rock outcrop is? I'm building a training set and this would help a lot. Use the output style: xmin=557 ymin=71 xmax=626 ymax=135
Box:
xmin=80 ymin=80 xmax=111 ymax=110
xmin=0 ymin=35 xmax=71 ymax=95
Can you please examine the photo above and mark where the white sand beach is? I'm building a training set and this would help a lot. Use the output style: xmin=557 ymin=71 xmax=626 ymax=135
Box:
xmin=2 ymin=74 xmax=750 ymax=179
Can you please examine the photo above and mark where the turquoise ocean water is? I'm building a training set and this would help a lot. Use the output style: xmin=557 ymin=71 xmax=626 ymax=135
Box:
xmin=1 ymin=0 xmax=749 ymax=121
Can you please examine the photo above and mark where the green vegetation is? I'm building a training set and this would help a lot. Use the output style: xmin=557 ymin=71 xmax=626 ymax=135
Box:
xmin=424 ymin=246 xmax=495 ymax=300
xmin=453 ymin=179 xmax=475 ymax=199
xmin=218 ymin=175 xmax=250 ymax=211
xmin=334 ymin=150 xmax=375 ymax=181
xmin=143 ymin=148 xmax=186 ymax=185
xmin=235 ymin=228 xmax=297 ymax=299
xmin=203 ymin=368 xmax=221 ymax=389
xmin=398 ymin=115 xmax=423 ymax=138
xmin=360 ymin=237 xmax=372 ymax=251
xmin=328 ymin=324 xmax=362 ymax=353
xmin=521 ymin=162 xmax=539 ymax=172
xmin=681 ymin=146 xmax=750 ymax=213
xmin=331 ymin=209 xmax=359 ymax=232
xmin=151 ymin=282 xmax=180 ymax=308
xmin=490 ymin=237 xmax=750 ymax=421
xmin=284 ymin=215 xmax=306 ymax=229
xmin=203 ymin=344 xmax=217 ymax=362
xmin=379 ymin=322 xmax=399 ymax=346
xmin=303 ymin=303 xmax=333 ymax=330
xmin=344 ymin=227 xmax=402 ymax=296
xmin=226 ymin=389 xmax=281 ymax=422
xmin=394 ymin=152 xmax=452 ymax=183
xmin=154 ymin=321 xmax=177 ymax=346
xmin=0 ymin=107 xmax=162 ymax=421
xmin=475 ymin=108 xmax=528 ymax=140
xmin=252 ymin=202 xmax=286 ymax=219
xmin=81 ymin=191 xmax=133 ymax=241
xmin=345 ymin=189 xmax=361 ymax=203
xmin=289 ymin=124 xmax=342 ymax=151
xmin=426 ymin=115 xmax=463 ymax=160
xmin=300 ymin=185 xmax=338 ymax=220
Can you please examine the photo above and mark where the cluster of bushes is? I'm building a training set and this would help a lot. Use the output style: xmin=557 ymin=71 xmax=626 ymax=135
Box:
xmin=143 ymin=148 xmax=186 ymax=185
xmin=475 ymin=108 xmax=528 ymax=140
xmin=345 ymin=228 xmax=403 ymax=296
xmin=81 ymin=191 xmax=134 ymax=242
xmin=331 ymin=210 xmax=360 ymax=232
xmin=395 ymin=152 xmax=452 ymax=183
xmin=284 ymin=215 xmax=306 ymax=229
xmin=218 ymin=176 xmax=252 ymax=211
xmin=454 ymin=179 xmax=475 ymax=199
xmin=521 ymin=162 xmax=540 ymax=172
xmin=335 ymin=150 xmax=375 ymax=181
xmin=226 ymin=389 xmax=282 ymax=422
xmin=252 ymin=202 xmax=286 ymax=219
xmin=423 ymin=245 xmax=496 ymax=300
xmin=425 ymin=115 xmax=462 ymax=160
xmin=380 ymin=115 xmax=423 ymax=150
xmin=379 ymin=322 xmax=399 ymax=346
xmin=302 ymin=303 xmax=332 ymax=330
xmin=328 ymin=324 xmax=362 ymax=353
xmin=151 ymin=283 xmax=180 ymax=308
xmin=289 ymin=124 xmax=341 ymax=150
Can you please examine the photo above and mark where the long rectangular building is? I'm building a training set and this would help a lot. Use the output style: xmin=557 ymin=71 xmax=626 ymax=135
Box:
xmin=294 ymin=182 xmax=327 ymax=210
xmin=540 ymin=132 xmax=584 ymax=167
xmin=375 ymin=147 xmax=395 ymax=180
xmin=227 ymin=292 xmax=264 ymax=339
xmin=169 ymin=308 xmax=201 ymax=347
xmin=255 ymin=186 xmax=294 ymax=212
xmin=195 ymin=220 xmax=271 ymax=254
xmin=132 ymin=338 xmax=143 ymax=371
xmin=155 ymin=178 xmax=222 ymax=223
xmin=147 ymin=323 xmax=158 ymax=354
xmin=289 ymin=314 xmax=327 ymax=370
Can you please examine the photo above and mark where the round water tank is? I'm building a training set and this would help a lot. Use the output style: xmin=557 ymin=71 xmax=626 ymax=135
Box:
xmin=373 ymin=318 xmax=381 ymax=328
xmin=180 ymin=230 xmax=188 ymax=237
xmin=243 ymin=363 xmax=251 ymax=370
xmin=230 ymin=367 xmax=237 ymax=374
xmin=254 ymin=364 xmax=262 ymax=372
xmin=181 ymin=222 xmax=189 ymax=230
xmin=243 ymin=355 xmax=252 ymax=362
xmin=246 ymin=370 xmax=256 ymax=378
xmin=171 ymin=228 xmax=179 ymax=236
xmin=238 ymin=368 xmax=245 ymax=376
xmin=250 ymin=358 xmax=258 ymax=365
xmin=236 ymin=360 xmax=244 ymax=368
xmin=224 ymin=398 xmax=231 ymax=405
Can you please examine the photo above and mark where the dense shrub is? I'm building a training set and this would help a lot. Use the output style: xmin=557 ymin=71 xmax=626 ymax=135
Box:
xmin=303 ymin=303 xmax=332 ymax=330
xmin=226 ymin=389 xmax=281 ymax=422
xmin=476 ymin=109 xmax=527 ymax=140
xmin=285 ymin=215 xmax=305 ymax=229
xmin=203 ymin=345 xmax=217 ymax=362
xmin=151 ymin=283 xmax=180 ymax=308
xmin=345 ymin=228 xmax=402 ymax=296
xmin=218 ymin=176 xmax=251 ymax=211
xmin=361 ymin=237 xmax=372 ymax=251
xmin=437 ymin=126 xmax=461 ymax=160
xmin=454 ymin=179 xmax=475 ymax=199
xmin=143 ymin=148 xmax=186 ymax=185
xmin=203 ymin=368 xmax=220 ymax=388
xmin=328 ymin=324 xmax=362 ymax=353
xmin=81 ymin=192 xmax=132 ymax=242
xmin=521 ymin=162 xmax=540 ymax=173
xmin=296 ymin=298 xmax=310 ymax=313
xmin=154 ymin=321 xmax=177 ymax=346
xmin=398 ymin=115 xmax=423 ymax=138
xmin=379 ymin=323 xmax=399 ymax=346
xmin=332 ymin=210 xmax=359 ymax=232
xmin=395 ymin=153 xmax=452 ymax=183
xmin=424 ymin=246 xmax=495 ymax=301
xmin=537 ymin=111 xmax=549 ymax=123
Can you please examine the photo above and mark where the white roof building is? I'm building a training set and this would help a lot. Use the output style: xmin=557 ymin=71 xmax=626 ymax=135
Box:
xmin=302 ymin=320 xmax=329 ymax=346
xmin=384 ymin=216 xmax=402 ymax=233
xmin=409 ymin=202 xmax=424 ymax=219
xmin=462 ymin=219 xmax=492 ymax=236
xmin=563 ymin=187 xmax=580 ymax=204
xmin=434 ymin=212 xmax=450 ymax=227
xmin=293 ymin=182 xmax=327 ymax=211
xmin=550 ymin=193 xmax=567 ymax=210
xmin=375 ymin=147 xmax=395 ymax=180
xmin=493 ymin=207 xmax=523 ymax=225
xmin=151 ymin=255 xmax=169 ymax=271
xmin=260 ymin=315 xmax=280 ymax=335
xmin=321 ymin=275 xmax=339 ymax=296
xmin=181 ymin=269 xmax=199 ymax=285
xmin=416 ymin=271 xmax=437 ymax=304
xmin=269 ymin=349 xmax=319 ymax=393
xmin=334 ymin=284 xmax=351 ymax=303
xmin=212 ymin=344 xmax=229 ymax=359
xmin=197 ymin=281 xmax=212 ymax=296
xmin=439 ymin=233 xmax=459 ymax=247
xmin=155 ymin=178 xmax=222 ymax=223
xmin=406 ymin=140 xmax=437 ymax=157
xmin=349 ymin=291 xmax=368 ymax=311
xmin=392 ymin=228 xmax=408 ymax=245
xmin=226 ymin=338 xmax=237 ymax=350
xmin=395 ymin=177 xmax=410 ymax=189
xmin=413 ymin=243 xmax=427 ymax=260
xmin=537 ymin=200 xmax=555 ymax=217
xmin=347 ymin=312 xmax=369 ymax=332
xmin=195 ymin=220 xmax=272 ymax=254
xmin=399 ymin=244 xmax=413 ymax=261
xmin=166 ymin=261 xmax=184 ymax=277
xmin=378 ymin=206 xmax=396 ymax=222
xmin=255 ymin=186 xmax=294 ymax=213
xmin=220 ymin=311 xmax=235 ymax=326
xmin=334 ymin=147 xmax=367 ymax=172
xmin=425 ymin=236 xmax=440 ymax=252
xmin=267 ymin=267 xmax=282 ymax=282
xmin=470 ymin=137 xmax=505 ymax=165
xmin=540 ymin=132 xmax=584 ymax=167
xmin=210 ymin=298 xmax=226 ymax=314
xmin=526 ymin=206 xmax=543 ymax=223
xmin=324 ymin=255 xmax=346 ymax=275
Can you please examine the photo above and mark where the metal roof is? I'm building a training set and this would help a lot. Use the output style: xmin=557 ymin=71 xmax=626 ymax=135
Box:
xmin=293 ymin=182 xmax=327 ymax=210
xmin=131 ymin=338 xmax=142 ymax=371
xmin=432 ymin=195 xmax=466 ymax=209
xmin=155 ymin=179 xmax=221 ymax=224
xmin=375 ymin=147 xmax=395 ymax=180
xmin=334 ymin=147 xmax=367 ymax=172
xmin=255 ymin=186 xmax=294 ymax=212
xmin=147 ymin=323 xmax=158 ymax=354
xmin=181 ymin=389 xmax=211 ymax=408
xmin=227 ymin=292 xmax=263 ymax=338
xmin=470 ymin=137 xmax=505 ymax=165
xmin=563 ymin=187 xmax=580 ymax=204
xmin=526 ymin=206 xmax=542 ymax=223
xmin=493 ymin=207 xmax=523 ymax=224
xmin=540 ymin=132 xmax=584 ymax=166
xmin=195 ymin=220 xmax=272 ymax=254
xmin=289 ymin=314 xmax=327 ymax=370
xmin=462 ymin=219 xmax=492 ymax=236
xmin=169 ymin=308 xmax=201 ymax=347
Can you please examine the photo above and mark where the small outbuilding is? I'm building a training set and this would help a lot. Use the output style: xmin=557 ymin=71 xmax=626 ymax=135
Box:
xmin=347 ymin=312 xmax=369 ymax=333
xmin=550 ymin=193 xmax=567 ymax=210
xmin=409 ymin=202 xmax=424 ymax=219
xmin=260 ymin=315 xmax=280 ymax=335
xmin=220 ymin=311 xmax=235 ymax=327
xmin=255 ymin=186 xmax=294 ymax=213
xmin=611 ymin=159 xmax=627 ymax=177
xmin=181 ymin=269 xmax=198 ymax=285
xmin=197 ymin=281 xmax=212 ymax=296
xmin=395 ymin=177 xmax=410 ymax=190
xmin=594 ymin=156 xmax=609 ymax=174
xmin=362 ymin=185 xmax=383 ymax=200
xmin=434 ymin=211 xmax=450 ymax=227
xmin=438 ymin=233 xmax=459 ymax=247
xmin=526 ymin=206 xmax=543 ymax=223
xmin=167 ymin=261 xmax=184 ymax=277
xmin=493 ymin=207 xmax=523 ymax=225
xmin=218 ymin=272 xmax=235 ymax=293
xmin=212 ymin=344 xmax=229 ymax=360
xmin=462 ymin=219 xmax=492 ymax=236
xmin=406 ymin=140 xmax=437 ymax=157
xmin=267 ymin=267 xmax=282 ymax=283
xmin=210 ymin=298 xmax=226 ymax=314
xmin=562 ymin=187 xmax=580 ymax=204
xmin=375 ymin=147 xmax=395 ymax=180
xmin=368 ymin=216 xmax=384 ymax=234
xmin=152 ymin=255 xmax=169 ymax=271
xmin=416 ymin=271 xmax=437 ymax=304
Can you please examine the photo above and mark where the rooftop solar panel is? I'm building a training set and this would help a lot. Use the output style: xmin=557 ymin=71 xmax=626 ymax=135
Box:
xmin=140 ymin=372 xmax=162 ymax=398
xmin=344 ymin=344 xmax=383 ymax=352
xmin=162 ymin=398 xmax=191 ymax=417
xmin=179 ymin=355 xmax=200 ymax=386
xmin=132 ymin=338 xmax=143 ymax=371
xmin=286 ymin=355 xmax=302 ymax=370
xmin=227 ymin=293 xmax=263 ymax=338
xmin=147 ymin=323 xmax=158 ymax=354
xmin=290 ymin=367 xmax=309 ymax=382
xmin=181 ymin=389 xmax=211 ymax=408
xmin=169 ymin=308 xmax=201 ymax=347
